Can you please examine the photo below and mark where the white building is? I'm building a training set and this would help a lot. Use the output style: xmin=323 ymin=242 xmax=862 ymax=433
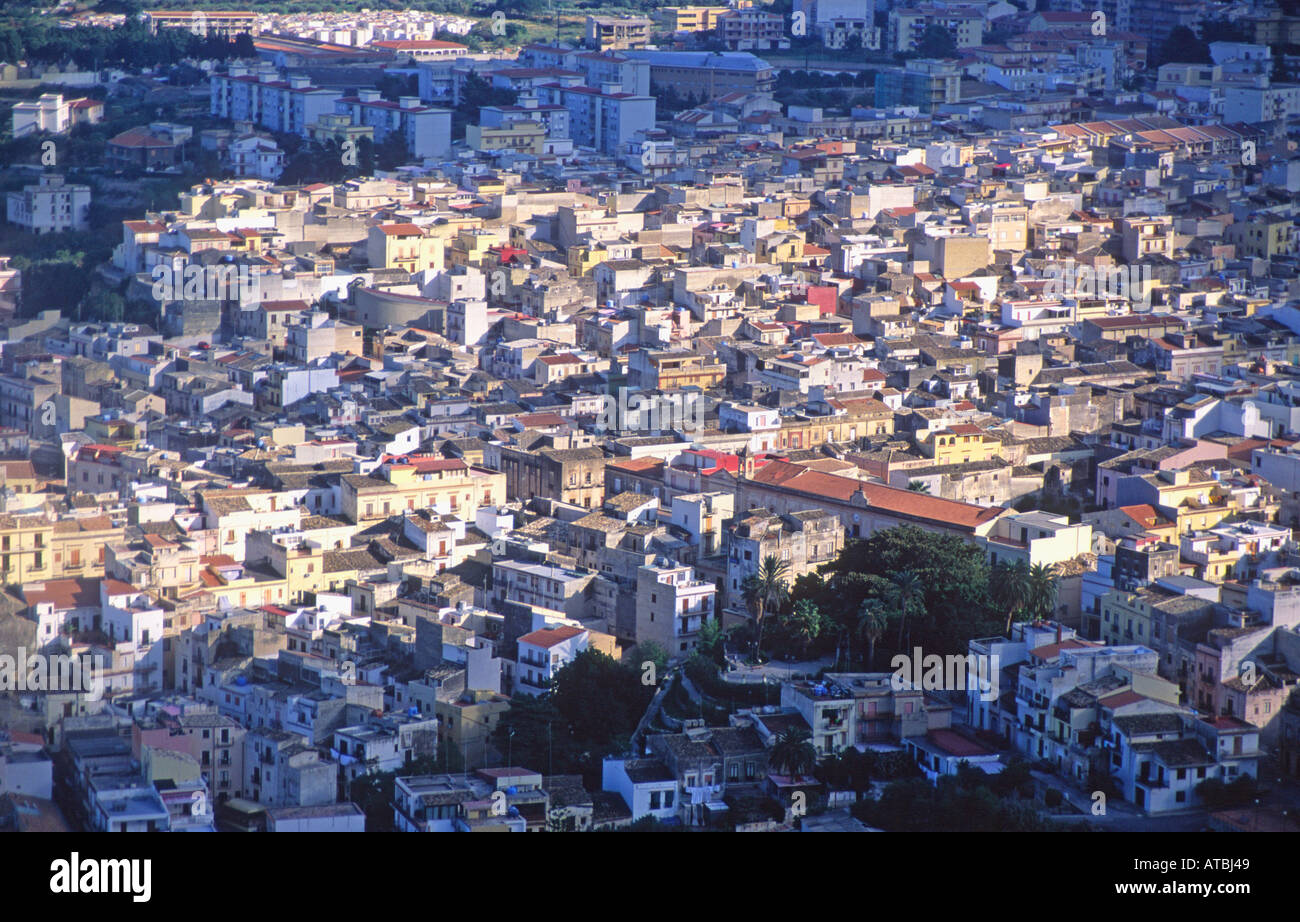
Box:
xmin=537 ymin=84 xmax=654 ymax=156
xmin=210 ymin=65 xmax=341 ymax=137
xmin=11 ymin=93 xmax=102 ymax=138
xmin=227 ymin=134 xmax=286 ymax=180
xmin=333 ymin=91 xmax=452 ymax=158
xmin=515 ymin=624 xmax=589 ymax=696
xmin=635 ymin=560 xmax=716 ymax=659
xmin=6 ymin=174 xmax=91 ymax=234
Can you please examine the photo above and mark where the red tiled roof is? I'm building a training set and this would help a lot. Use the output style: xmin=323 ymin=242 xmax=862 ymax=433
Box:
xmin=376 ymin=223 xmax=424 ymax=236
xmin=749 ymin=460 xmax=1003 ymax=531
xmin=518 ymin=625 xmax=585 ymax=648
xmin=927 ymin=729 xmax=993 ymax=757
xmin=1098 ymin=690 xmax=1144 ymax=708
xmin=23 ymin=577 xmax=100 ymax=611
xmin=1118 ymin=504 xmax=1171 ymax=529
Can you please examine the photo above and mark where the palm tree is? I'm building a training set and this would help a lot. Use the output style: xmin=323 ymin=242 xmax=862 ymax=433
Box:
xmin=782 ymin=599 xmax=822 ymax=656
xmin=742 ymin=555 xmax=790 ymax=661
xmin=856 ymin=598 xmax=888 ymax=670
xmin=906 ymin=480 xmax=931 ymax=493
xmin=770 ymin=728 xmax=818 ymax=781
xmin=1026 ymin=562 xmax=1059 ymax=622
xmin=891 ymin=569 xmax=924 ymax=650
xmin=993 ymin=558 xmax=1032 ymax=637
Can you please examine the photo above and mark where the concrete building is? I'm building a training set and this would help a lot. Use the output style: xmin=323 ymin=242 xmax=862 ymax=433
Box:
xmin=6 ymin=174 xmax=91 ymax=234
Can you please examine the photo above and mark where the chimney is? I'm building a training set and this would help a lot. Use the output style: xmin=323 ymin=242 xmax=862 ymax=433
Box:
xmin=399 ymin=96 xmax=421 ymax=110
xmin=358 ymin=89 xmax=382 ymax=103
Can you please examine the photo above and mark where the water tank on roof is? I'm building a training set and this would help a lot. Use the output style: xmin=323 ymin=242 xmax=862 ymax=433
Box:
xmin=407 ymin=706 xmax=419 ymax=717
xmin=506 ymin=785 xmax=518 ymax=795
xmin=235 ymin=676 xmax=248 ymax=686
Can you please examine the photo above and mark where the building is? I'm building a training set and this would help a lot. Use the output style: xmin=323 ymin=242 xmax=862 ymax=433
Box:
xmin=980 ymin=511 xmax=1093 ymax=570
xmin=635 ymin=560 xmax=716 ymax=658
xmin=333 ymin=91 xmax=453 ymax=158
xmin=536 ymin=85 xmax=654 ymax=157
xmin=726 ymin=508 xmax=843 ymax=608
xmin=516 ymin=625 xmax=588 ymax=695
xmin=717 ymin=8 xmax=789 ymax=51
xmin=6 ymin=174 xmax=91 ymax=234
xmin=106 ymin=123 xmax=192 ymax=171
xmin=625 ymin=51 xmax=776 ymax=99
xmin=585 ymin=16 xmax=653 ymax=51
xmin=210 ymin=65 xmax=341 ymax=138
xmin=875 ymin=59 xmax=962 ymax=112
xmin=340 ymin=455 xmax=505 ymax=524
xmin=490 ymin=445 xmax=606 ymax=510
xmin=146 ymin=10 xmax=258 ymax=38
xmin=11 ymin=93 xmax=102 ymax=139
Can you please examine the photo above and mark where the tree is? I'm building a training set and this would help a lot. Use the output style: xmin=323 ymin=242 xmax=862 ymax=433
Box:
xmin=907 ymin=480 xmax=931 ymax=493
xmin=636 ymin=641 xmax=669 ymax=677
xmin=1155 ymin=26 xmax=1211 ymax=67
xmin=890 ymin=569 xmax=924 ymax=650
xmin=915 ymin=24 xmax=957 ymax=59
xmin=770 ymin=728 xmax=818 ymax=780
xmin=806 ymin=525 xmax=999 ymax=660
xmin=992 ymin=558 xmax=1032 ymax=636
xmin=856 ymin=598 xmax=888 ymax=670
xmin=1026 ymin=563 xmax=1059 ymax=622
xmin=550 ymin=650 xmax=655 ymax=750
xmin=780 ymin=599 xmax=823 ymax=656
xmin=232 ymin=32 xmax=257 ymax=58
xmin=79 ymin=287 xmax=125 ymax=323
xmin=742 ymin=555 xmax=790 ymax=661
xmin=697 ymin=618 xmax=725 ymax=665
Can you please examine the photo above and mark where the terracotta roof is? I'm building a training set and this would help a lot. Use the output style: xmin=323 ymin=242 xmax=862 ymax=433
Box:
xmin=1118 ymin=504 xmax=1171 ymax=529
xmin=23 ymin=577 xmax=100 ymax=611
xmin=376 ymin=223 xmax=424 ymax=236
xmin=518 ymin=625 xmax=586 ymax=648
xmin=749 ymin=460 xmax=1003 ymax=531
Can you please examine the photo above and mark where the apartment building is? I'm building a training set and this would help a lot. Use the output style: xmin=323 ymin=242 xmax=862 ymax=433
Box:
xmin=635 ymin=560 xmax=716 ymax=658
xmin=887 ymin=4 xmax=984 ymax=53
xmin=367 ymin=223 xmax=446 ymax=273
xmin=516 ymin=625 xmax=589 ymax=696
xmin=585 ymin=16 xmax=653 ymax=51
xmin=489 ymin=445 xmax=607 ymax=510
xmin=981 ymin=511 xmax=1093 ymax=570
xmin=340 ymin=456 xmax=504 ymax=524
xmin=717 ymin=8 xmax=789 ymax=51
xmin=726 ymin=508 xmax=843 ymax=608
xmin=334 ymin=91 xmax=453 ymax=158
xmin=6 ymin=174 xmax=91 ymax=234
xmin=491 ymin=559 xmax=595 ymax=622
xmin=146 ymin=10 xmax=258 ymax=37
xmin=210 ymin=66 xmax=341 ymax=137
xmin=536 ymin=84 xmax=655 ymax=157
